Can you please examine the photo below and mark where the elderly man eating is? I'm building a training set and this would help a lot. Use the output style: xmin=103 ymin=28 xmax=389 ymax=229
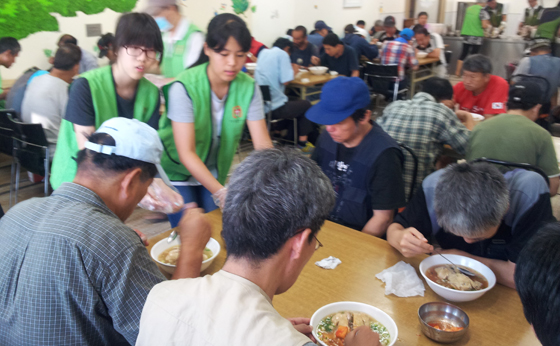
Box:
xmin=0 ymin=118 xmax=211 ymax=346
xmin=387 ymin=162 xmax=555 ymax=289
xmin=137 ymin=148 xmax=382 ymax=346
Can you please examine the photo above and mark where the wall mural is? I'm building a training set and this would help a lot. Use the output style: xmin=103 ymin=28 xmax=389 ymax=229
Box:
xmin=0 ymin=0 xmax=137 ymax=40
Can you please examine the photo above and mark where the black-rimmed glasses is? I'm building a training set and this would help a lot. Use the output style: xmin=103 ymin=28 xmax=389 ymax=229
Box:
xmin=123 ymin=45 xmax=161 ymax=61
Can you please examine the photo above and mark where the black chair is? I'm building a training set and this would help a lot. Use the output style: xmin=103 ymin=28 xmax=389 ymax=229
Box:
xmin=398 ymin=142 xmax=419 ymax=202
xmin=0 ymin=109 xmax=17 ymax=156
xmin=9 ymin=114 xmax=51 ymax=205
xmin=261 ymin=85 xmax=297 ymax=147
xmin=471 ymin=157 xmax=550 ymax=187
xmin=363 ymin=62 xmax=408 ymax=104
xmin=444 ymin=51 xmax=452 ymax=67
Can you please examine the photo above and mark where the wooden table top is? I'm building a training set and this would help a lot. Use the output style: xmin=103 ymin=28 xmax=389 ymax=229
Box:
xmin=147 ymin=210 xmax=539 ymax=346
xmin=288 ymin=71 xmax=338 ymax=87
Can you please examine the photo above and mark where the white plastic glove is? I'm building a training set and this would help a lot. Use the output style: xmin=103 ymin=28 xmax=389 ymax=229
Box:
xmin=212 ymin=187 xmax=228 ymax=209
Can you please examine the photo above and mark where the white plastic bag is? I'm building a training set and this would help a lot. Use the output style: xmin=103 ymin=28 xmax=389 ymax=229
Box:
xmin=138 ymin=178 xmax=184 ymax=214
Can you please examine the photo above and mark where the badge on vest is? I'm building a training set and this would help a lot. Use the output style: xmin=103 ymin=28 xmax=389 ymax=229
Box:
xmin=491 ymin=103 xmax=504 ymax=110
xmin=232 ymin=106 xmax=243 ymax=119
xmin=174 ymin=44 xmax=186 ymax=55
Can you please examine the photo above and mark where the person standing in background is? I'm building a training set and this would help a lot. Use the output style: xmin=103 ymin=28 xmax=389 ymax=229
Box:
xmin=144 ymin=0 xmax=204 ymax=82
xmin=521 ymin=0 xmax=544 ymax=28
xmin=484 ymin=0 xmax=508 ymax=36
xmin=97 ymin=33 xmax=117 ymax=64
xmin=0 ymin=37 xmax=20 ymax=109
xmin=456 ymin=0 xmax=490 ymax=76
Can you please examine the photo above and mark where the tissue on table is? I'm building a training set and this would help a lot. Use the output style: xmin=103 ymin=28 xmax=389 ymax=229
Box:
xmin=376 ymin=261 xmax=425 ymax=297
xmin=315 ymin=256 xmax=342 ymax=270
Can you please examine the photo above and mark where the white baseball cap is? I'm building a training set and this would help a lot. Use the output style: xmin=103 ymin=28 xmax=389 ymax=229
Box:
xmin=84 ymin=117 xmax=172 ymax=186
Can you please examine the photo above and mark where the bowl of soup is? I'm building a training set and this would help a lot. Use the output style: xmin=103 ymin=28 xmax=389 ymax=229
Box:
xmin=419 ymin=255 xmax=496 ymax=302
xmin=310 ymin=301 xmax=398 ymax=346
xmin=416 ymin=51 xmax=428 ymax=59
xmin=245 ymin=62 xmax=257 ymax=72
xmin=150 ymin=236 xmax=220 ymax=275
xmin=418 ymin=302 xmax=469 ymax=343
xmin=309 ymin=66 xmax=329 ymax=75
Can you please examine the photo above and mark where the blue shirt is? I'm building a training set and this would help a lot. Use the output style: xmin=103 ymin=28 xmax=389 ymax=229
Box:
xmin=291 ymin=42 xmax=319 ymax=67
xmin=0 ymin=183 xmax=166 ymax=345
xmin=255 ymin=47 xmax=294 ymax=111
xmin=308 ymin=33 xmax=324 ymax=50
xmin=342 ymin=33 xmax=379 ymax=61
xmin=514 ymin=54 xmax=560 ymax=101
xmin=320 ymin=45 xmax=360 ymax=76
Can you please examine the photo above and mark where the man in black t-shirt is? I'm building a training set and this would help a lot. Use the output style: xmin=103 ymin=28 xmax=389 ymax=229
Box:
xmin=311 ymin=33 xmax=360 ymax=77
xmin=291 ymin=25 xmax=320 ymax=67
xmin=387 ymin=162 xmax=555 ymax=289
xmin=307 ymin=77 xmax=406 ymax=237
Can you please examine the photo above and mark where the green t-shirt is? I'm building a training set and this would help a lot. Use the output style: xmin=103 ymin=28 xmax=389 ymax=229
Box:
xmin=466 ymin=113 xmax=560 ymax=177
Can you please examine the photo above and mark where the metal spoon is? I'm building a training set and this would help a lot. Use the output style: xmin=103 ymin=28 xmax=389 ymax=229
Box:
xmin=434 ymin=248 xmax=475 ymax=277
xmin=167 ymin=230 xmax=177 ymax=243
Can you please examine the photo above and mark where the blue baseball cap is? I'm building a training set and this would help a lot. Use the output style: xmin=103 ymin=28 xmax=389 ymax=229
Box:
xmin=400 ymin=28 xmax=414 ymax=41
xmin=315 ymin=20 xmax=332 ymax=31
xmin=305 ymin=77 xmax=370 ymax=125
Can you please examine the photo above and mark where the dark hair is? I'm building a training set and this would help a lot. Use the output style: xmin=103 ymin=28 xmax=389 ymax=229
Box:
xmin=418 ymin=11 xmax=429 ymax=18
xmin=421 ymin=77 xmax=454 ymax=102
xmin=222 ymin=148 xmax=335 ymax=262
xmin=294 ymin=25 xmax=307 ymax=37
xmin=413 ymin=24 xmax=430 ymax=36
xmin=206 ymin=14 xmax=252 ymax=53
xmin=350 ymin=108 xmax=368 ymax=123
xmin=53 ymin=44 xmax=82 ymax=71
xmin=273 ymin=38 xmax=294 ymax=53
xmin=0 ymin=37 xmax=21 ymax=55
xmin=59 ymin=34 xmax=78 ymax=46
xmin=286 ymin=29 xmax=294 ymax=36
xmin=76 ymin=133 xmax=157 ymax=181
xmin=114 ymin=13 xmax=164 ymax=63
xmin=515 ymin=222 xmax=560 ymax=346
xmin=344 ymin=24 xmax=356 ymax=34
xmin=357 ymin=20 xmax=366 ymax=26
xmin=322 ymin=33 xmax=342 ymax=47
xmin=463 ymin=54 xmax=493 ymax=75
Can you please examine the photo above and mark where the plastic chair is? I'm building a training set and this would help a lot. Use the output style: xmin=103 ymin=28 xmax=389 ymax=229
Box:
xmin=261 ymin=85 xmax=297 ymax=147
xmin=398 ymin=142 xmax=419 ymax=202
xmin=8 ymin=114 xmax=51 ymax=206
xmin=471 ymin=157 xmax=549 ymax=187
xmin=363 ymin=62 xmax=408 ymax=103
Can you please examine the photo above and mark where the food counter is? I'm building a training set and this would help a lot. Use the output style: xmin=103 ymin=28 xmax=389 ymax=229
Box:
xmin=443 ymin=36 xmax=528 ymax=79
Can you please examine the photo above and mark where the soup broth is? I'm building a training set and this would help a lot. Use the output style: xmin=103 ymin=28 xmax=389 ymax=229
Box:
xmin=425 ymin=264 xmax=488 ymax=291
xmin=158 ymin=245 xmax=213 ymax=265
xmin=317 ymin=311 xmax=390 ymax=346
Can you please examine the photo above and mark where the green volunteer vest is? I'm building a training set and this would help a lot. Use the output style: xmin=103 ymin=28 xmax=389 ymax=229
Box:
xmin=50 ymin=66 xmax=159 ymax=189
xmin=161 ymin=23 xmax=201 ymax=78
xmin=536 ymin=8 xmax=560 ymax=40
xmin=486 ymin=4 xmax=504 ymax=28
xmin=158 ymin=62 xmax=254 ymax=184
xmin=525 ymin=6 xmax=542 ymax=27
xmin=461 ymin=5 xmax=485 ymax=37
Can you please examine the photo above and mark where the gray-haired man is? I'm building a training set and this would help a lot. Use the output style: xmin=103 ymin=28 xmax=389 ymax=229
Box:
xmin=387 ymin=162 xmax=555 ymax=289
xmin=137 ymin=148 xmax=381 ymax=346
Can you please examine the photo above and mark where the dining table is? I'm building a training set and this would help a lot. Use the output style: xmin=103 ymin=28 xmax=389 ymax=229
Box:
xmin=287 ymin=71 xmax=339 ymax=104
xmin=147 ymin=210 xmax=540 ymax=346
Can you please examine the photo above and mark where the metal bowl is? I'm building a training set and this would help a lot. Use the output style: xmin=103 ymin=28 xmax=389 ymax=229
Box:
xmin=418 ymin=302 xmax=469 ymax=343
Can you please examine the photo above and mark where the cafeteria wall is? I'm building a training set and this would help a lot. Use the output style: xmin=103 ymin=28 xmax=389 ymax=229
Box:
xmin=1 ymin=0 xmax=251 ymax=80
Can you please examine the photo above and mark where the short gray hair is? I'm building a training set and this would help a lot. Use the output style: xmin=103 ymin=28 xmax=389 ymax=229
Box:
xmin=375 ymin=20 xmax=384 ymax=26
xmin=463 ymin=54 xmax=493 ymax=75
xmin=222 ymin=148 xmax=336 ymax=261
xmin=434 ymin=163 xmax=509 ymax=238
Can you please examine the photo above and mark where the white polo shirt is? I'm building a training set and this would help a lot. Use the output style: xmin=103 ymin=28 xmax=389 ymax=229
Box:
xmin=136 ymin=270 xmax=314 ymax=346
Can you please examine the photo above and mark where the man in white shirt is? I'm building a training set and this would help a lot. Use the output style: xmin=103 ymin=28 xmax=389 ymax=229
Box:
xmin=144 ymin=0 xmax=204 ymax=84
xmin=21 ymin=44 xmax=81 ymax=155
xmin=136 ymin=149 xmax=382 ymax=346
xmin=413 ymin=25 xmax=447 ymax=78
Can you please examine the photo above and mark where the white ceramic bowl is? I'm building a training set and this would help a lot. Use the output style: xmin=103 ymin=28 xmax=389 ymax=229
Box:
xmin=310 ymin=301 xmax=398 ymax=346
xmin=309 ymin=66 xmax=328 ymax=75
xmin=419 ymin=255 xmax=496 ymax=302
xmin=151 ymin=237 xmax=221 ymax=275
xmin=245 ymin=62 xmax=257 ymax=72
xmin=329 ymin=71 xmax=339 ymax=76
xmin=417 ymin=52 xmax=428 ymax=59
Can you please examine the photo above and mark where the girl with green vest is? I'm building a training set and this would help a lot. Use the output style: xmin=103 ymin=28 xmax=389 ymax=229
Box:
xmin=159 ymin=14 xmax=272 ymax=227
xmin=50 ymin=13 xmax=164 ymax=190
xmin=456 ymin=1 xmax=491 ymax=77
